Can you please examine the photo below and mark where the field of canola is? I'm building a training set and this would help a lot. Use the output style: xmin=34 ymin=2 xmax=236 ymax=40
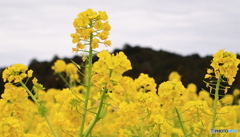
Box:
xmin=0 ymin=9 xmax=240 ymax=137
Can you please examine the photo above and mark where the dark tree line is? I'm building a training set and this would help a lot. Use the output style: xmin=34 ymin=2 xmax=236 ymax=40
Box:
xmin=1 ymin=44 xmax=240 ymax=97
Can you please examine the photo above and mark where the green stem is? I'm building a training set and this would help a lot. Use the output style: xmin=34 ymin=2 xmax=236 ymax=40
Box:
xmin=79 ymin=22 xmax=94 ymax=137
xmin=175 ymin=107 xmax=187 ymax=137
xmin=45 ymin=116 xmax=59 ymax=137
xmin=211 ymin=75 xmax=222 ymax=137
xmin=58 ymin=73 xmax=83 ymax=102
xmin=20 ymin=81 xmax=39 ymax=106
xmin=140 ymin=119 xmax=144 ymax=137
xmin=83 ymin=88 xmax=107 ymax=137
xmin=20 ymin=81 xmax=59 ymax=137
xmin=58 ymin=73 xmax=71 ymax=88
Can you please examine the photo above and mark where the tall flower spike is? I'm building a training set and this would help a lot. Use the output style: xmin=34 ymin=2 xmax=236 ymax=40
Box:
xmin=205 ymin=49 xmax=240 ymax=85
xmin=70 ymin=8 xmax=111 ymax=52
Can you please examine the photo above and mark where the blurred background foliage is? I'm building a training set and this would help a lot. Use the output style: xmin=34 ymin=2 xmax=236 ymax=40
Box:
xmin=1 ymin=44 xmax=240 ymax=100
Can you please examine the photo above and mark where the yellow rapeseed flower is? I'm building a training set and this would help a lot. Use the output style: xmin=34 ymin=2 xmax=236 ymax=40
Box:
xmin=221 ymin=94 xmax=234 ymax=105
xmin=233 ymin=89 xmax=240 ymax=97
xmin=92 ymin=50 xmax=132 ymax=92
xmin=71 ymin=8 xmax=111 ymax=51
xmin=32 ymin=77 xmax=38 ymax=84
xmin=51 ymin=60 xmax=66 ymax=73
xmin=134 ymin=73 xmax=156 ymax=93
xmin=104 ymin=40 xmax=112 ymax=47
xmin=27 ymin=69 xmax=33 ymax=77
xmin=65 ymin=63 xmax=80 ymax=83
xmin=96 ymin=32 xmax=108 ymax=40
xmin=70 ymin=33 xmax=80 ymax=43
xmin=206 ymin=49 xmax=240 ymax=85
xmin=76 ymin=42 xmax=84 ymax=49
xmin=2 ymin=64 xmax=32 ymax=83
xmin=91 ymin=38 xmax=100 ymax=49
xmin=168 ymin=71 xmax=181 ymax=81
xmin=158 ymin=78 xmax=186 ymax=107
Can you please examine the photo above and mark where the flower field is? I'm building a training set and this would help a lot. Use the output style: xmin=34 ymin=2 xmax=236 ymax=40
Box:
xmin=0 ymin=9 xmax=240 ymax=137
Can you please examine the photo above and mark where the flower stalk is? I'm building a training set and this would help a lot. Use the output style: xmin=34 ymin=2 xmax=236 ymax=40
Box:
xmin=79 ymin=29 xmax=94 ymax=136
xmin=83 ymin=87 xmax=107 ymax=137
xmin=175 ymin=107 xmax=187 ymax=137
xmin=20 ymin=81 xmax=59 ymax=137
xmin=211 ymin=75 xmax=221 ymax=137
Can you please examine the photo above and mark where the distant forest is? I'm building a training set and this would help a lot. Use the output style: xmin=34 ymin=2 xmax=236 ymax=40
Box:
xmin=1 ymin=44 xmax=240 ymax=97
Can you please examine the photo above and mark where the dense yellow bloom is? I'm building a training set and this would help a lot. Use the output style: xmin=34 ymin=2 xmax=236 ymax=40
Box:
xmin=217 ymin=106 xmax=238 ymax=129
xmin=73 ymin=8 xmax=99 ymax=27
xmin=71 ymin=8 xmax=111 ymax=51
xmin=116 ymin=101 xmax=142 ymax=133
xmin=0 ymin=117 xmax=25 ymax=137
xmin=2 ymin=83 xmax=28 ymax=102
xmin=92 ymin=50 xmax=132 ymax=93
xmin=51 ymin=60 xmax=66 ymax=73
xmin=93 ymin=50 xmax=132 ymax=75
xmin=158 ymin=78 xmax=186 ymax=107
xmin=2 ymin=64 xmax=32 ymax=83
xmin=0 ymin=82 xmax=37 ymax=136
xmin=180 ymin=100 xmax=212 ymax=135
xmin=134 ymin=73 xmax=156 ymax=93
xmin=206 ymin=49 xmax=240 ymax=85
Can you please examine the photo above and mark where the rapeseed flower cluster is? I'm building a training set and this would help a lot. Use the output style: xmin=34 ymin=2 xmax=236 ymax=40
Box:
xmin=92 ymin=50 xmax=132 ymax=92
xmin=2 ymin=64 xmax=33 ymax=83
xmin=51 ymin=60 xmax=66 ymax=73
xmin=52 ymin=60 xmax=80 ymax=85
xmin=134 ymin=73 xmax=156 ymax=93
xmin=0 ymin=82 xmax=37 ymax=136
xmin=158 ymin=78 xmax=187 ymax=108
xmin=205 ymin=49 xmax=240 ymax=85
xmin=71 ymin=8 xmax=111 ymax=52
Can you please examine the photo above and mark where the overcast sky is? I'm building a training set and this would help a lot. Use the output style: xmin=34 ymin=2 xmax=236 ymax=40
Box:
xmin=1 ymin=0 xmax=240 ymax=68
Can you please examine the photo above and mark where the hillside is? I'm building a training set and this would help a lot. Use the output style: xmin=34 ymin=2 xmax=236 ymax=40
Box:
xmin=1 ymin=44 xmax=240 ymax=97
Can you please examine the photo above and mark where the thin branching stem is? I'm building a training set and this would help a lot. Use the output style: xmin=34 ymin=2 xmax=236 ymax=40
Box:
xmin=211 ymin=75 xmax=222 ymax=137
xmin=175 ymin=107 xmax=187 ymax=137
xmin=79 ymin=21 xmax=94 ymax=137
xmin=83 ymin=88 xmax=107 ymax=137
xmin=20 ymin=81 xmax=59 ymax=137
